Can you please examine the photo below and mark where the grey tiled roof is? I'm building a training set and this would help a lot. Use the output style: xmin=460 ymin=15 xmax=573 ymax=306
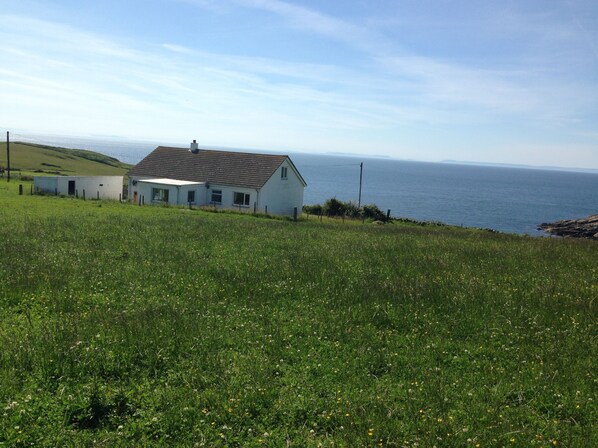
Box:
xmin=129 ymin=146 xmax=293 ymax=189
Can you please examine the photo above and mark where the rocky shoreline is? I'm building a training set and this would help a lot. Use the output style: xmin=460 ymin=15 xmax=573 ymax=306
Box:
xmin=538 ymin=214 xmax=598 ymax=239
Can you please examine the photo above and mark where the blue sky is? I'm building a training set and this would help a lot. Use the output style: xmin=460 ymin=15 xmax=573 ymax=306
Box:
xmin=1 ymin=0 xmax=597 ymax=168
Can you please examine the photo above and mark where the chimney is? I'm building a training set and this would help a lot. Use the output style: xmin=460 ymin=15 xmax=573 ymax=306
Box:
xmin=190 ymin=139 xmax=199 ymax=154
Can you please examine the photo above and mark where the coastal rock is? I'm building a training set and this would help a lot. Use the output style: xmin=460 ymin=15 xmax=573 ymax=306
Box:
xmin=538 ymin=215 xmax=598 ymax=240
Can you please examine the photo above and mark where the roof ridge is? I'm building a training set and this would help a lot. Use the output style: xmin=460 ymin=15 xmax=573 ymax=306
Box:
xmin=155 ymin=146 xmax=288 ymax=158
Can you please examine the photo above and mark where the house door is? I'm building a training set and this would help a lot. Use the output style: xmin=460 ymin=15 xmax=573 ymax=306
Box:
xmin=68 ymin=180 xmax=76 ymax=195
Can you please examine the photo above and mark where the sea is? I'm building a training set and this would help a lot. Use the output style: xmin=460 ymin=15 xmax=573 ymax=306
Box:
xmin=16 ymin=134 xmax=598 ymax=236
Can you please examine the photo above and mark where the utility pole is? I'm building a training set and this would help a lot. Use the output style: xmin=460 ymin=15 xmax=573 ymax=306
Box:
xmin=358 ymin=162 xmax=363 ymax=208
xmin=6 ymin=131 xmax=10 ymax=183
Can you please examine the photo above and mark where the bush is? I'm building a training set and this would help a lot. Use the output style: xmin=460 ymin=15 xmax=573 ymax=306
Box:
xmin=322 ymin=198 xmax=347 ymax=217
xmin=344 ymin=201 xmax=361 ymax=218
xmin=307 ymin=198 xmax=390 ymax=222
xmin=362 ymin=204 xmax=387 ymax=221
xmin=303 ymin=204 xmax=322 ymax=215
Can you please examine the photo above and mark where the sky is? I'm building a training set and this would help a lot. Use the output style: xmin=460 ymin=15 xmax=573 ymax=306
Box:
xmin=1 ymin=0 xmax=598 ymax=169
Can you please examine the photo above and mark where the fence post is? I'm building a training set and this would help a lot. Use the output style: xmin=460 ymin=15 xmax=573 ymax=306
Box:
xmin=254 ymin=202 xmax=257 ymax=214
xmin=119 ymin=193 xmax=122 ymax=202
xmin=293 ymin=207 xmax=298 ymax=222
xmin=83 ymin=190 xmax=86 ymax=201
xmin=30 ymin=185 xmax=33 ymax=195
xmin=265 ymin=205 xmax=268 ymax=215
xmin=76 ymin=189 xmax=78 ymax=198
xmin=55 ymin=188 xmax=58 ymax=196
xmin=19 ymin=184 xmax=23 ymax=195
xmin=97 ymin=191 xmax=100 ymax=200
xmin=387 ymin=209 xmax=391 ymax=219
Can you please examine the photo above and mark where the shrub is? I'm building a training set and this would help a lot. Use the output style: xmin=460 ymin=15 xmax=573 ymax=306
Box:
xmin=344 ymin=201 xmax=361 ymax=218
xmin=303 ymin=204 xmax=323 ymax=215
xmin=307 ymin=198 xmax=390 ymax=221
xmin=323 ymin=198 xmax=347 ymax=217
xmin=362 ymin=204 xmax=388 ymax=222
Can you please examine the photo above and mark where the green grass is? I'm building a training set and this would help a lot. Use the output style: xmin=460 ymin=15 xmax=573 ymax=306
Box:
xmin=0 ymin=142 xmax=131 ymax=177
xmin=0 ymin=181 xmax=596 ymax=447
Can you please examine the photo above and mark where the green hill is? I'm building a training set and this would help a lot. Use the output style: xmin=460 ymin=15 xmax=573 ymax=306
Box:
xmin=0 ymin=182 xmax=596 ymax=446
xmin=0 ymin=141 xmax=131 ymax=176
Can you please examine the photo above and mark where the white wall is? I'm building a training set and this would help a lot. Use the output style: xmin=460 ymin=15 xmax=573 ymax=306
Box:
xmin=34 ymin=176 xmax=123 ymax=200
xmin=134 ymin=181 xmax=207 ymax=206
xmin=128 ymin=176 xmax=148 ymax=204
xmin=34 ymin=176 xmax=58 ymax=193
xmin=206 ymin=184 xmax=257 ymax=212
xmin=258 ymin=161 xmax=305 ymax=216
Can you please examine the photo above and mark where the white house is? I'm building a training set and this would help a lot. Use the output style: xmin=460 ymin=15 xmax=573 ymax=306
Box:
xmin=34 ymin=175 xmax=124 ymax=200
xmin=128 ymin=141 xmax=306 ymax=216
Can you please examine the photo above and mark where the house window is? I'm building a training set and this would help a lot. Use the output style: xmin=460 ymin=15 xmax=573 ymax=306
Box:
xmin=187 ymin=190 xmax=195 ymax=203
xmin=233 ymin=192 xmax=250 ymax=207
xmin=152 ymin=188 xmax=169 ymax=203
xmin=281 ymin=166 xmax=288 ymax=179
xmin=211 ymin=190 xmax=222 ymax=204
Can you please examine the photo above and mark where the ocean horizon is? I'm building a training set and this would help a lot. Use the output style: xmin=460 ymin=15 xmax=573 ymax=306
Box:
xmin=13 ymin=134 xmax=598 ymax=236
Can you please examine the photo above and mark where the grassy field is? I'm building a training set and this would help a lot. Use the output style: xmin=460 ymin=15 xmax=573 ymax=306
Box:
xmin=0 ymin=142 xmax=131 ymax=177
xmin=0 ymin=181 xmax=596 ymax=447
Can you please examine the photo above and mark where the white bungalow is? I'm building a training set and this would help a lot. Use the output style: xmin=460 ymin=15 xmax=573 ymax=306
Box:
xmin=128 ymin=141 xmax=306 ymax=216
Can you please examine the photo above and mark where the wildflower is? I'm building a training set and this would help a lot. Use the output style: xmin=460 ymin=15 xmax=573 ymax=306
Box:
xmin=368 ymin=429 xmax=374 ymax=437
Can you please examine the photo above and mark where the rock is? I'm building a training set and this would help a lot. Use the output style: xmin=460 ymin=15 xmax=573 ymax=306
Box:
xmin=538 ymin=214 xmax=598 ymax=240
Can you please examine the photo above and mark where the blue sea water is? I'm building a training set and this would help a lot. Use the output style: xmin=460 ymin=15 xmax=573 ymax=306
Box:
xmin=17 ymin=134 xmax=598 ymax=235
xmin=292 ymin=153 xmax=598 ymax=236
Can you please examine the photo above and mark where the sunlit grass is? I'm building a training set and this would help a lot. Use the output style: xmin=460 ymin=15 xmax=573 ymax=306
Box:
xmin=1 ymin=181 xmax=596 ymax=446
xmin=0 ymin=142 xmax=131 ymax=177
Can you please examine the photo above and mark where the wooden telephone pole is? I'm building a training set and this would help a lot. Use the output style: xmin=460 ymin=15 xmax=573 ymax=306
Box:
xmin=6 ymin=131 xmax=10 ymax=183
xmin=358 ymin=162 xmax=363 ymax=207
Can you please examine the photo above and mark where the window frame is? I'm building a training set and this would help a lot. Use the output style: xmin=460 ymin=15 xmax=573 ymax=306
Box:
xmin=281 ymin=166 xmax=288 ymax=180
xmin=233 ymin=191 xmax=250 ymax=207
xmin=187 ymin=190 xmax=195 ymax=203
xmin=211 ymin=189 xmax=222 ymax=204
xmin=152 ymin=187 xmax=169 ymax=203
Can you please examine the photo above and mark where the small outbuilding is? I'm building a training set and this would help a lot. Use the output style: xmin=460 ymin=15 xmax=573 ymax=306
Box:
xmin=128 ymin=141 xmax=306 ymax=216
xmin=34 ymin=175 xmax=124 ymax=200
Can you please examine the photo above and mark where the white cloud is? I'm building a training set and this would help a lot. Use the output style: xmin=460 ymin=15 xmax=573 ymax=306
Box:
xmin=1 ymin=4 xmax=597 ymax=167
xmin=161 ymin=43 xmax=197 ymax=55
